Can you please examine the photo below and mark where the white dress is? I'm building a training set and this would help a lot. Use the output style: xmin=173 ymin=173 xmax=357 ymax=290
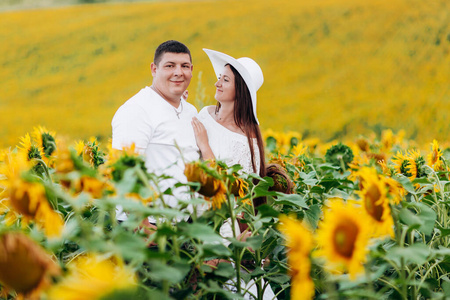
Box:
xmin=197 ymin=106 xmax=260 ymax=175
xmin=197 ymin=106 xmax=277 ymax=300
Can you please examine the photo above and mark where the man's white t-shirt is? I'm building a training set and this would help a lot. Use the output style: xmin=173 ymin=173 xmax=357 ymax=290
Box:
xmin=112 ymin=86 xmax=199 ymax=209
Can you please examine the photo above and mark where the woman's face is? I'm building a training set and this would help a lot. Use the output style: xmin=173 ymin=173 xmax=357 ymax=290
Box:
xmin=214 ymin=65 xmax=235 ymax=104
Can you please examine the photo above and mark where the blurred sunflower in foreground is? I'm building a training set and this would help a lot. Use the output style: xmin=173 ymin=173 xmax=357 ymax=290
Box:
xmin=0 ymin=150 xmax=63 ymax=237
xmin=315 ymin=199 xmax=371 ymax=280
xmin=278 ymin=215 xmax=315 ymax=300
xmin=0 ymin=232 xmax=60 ymax=299
xmin=184 ymin=161 xmax=227 ymax=210
xmin=355 ymin=167 xmax=395 ymax=238
xmin=46 ymin=254 xmax=137 ymax=300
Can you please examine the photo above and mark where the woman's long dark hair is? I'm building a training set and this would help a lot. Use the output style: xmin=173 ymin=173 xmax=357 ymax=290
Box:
xmin=215 ymin=64 xmax=266 ymax=207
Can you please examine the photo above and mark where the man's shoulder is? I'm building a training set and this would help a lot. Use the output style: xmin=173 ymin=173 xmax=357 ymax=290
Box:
xmin=123 ymin=86 xmax=154 ymax=106
xmin=183 ymin=100 xmax=199 ymax=113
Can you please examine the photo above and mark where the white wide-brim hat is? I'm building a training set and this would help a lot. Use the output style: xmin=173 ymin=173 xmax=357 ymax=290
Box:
xmin=203 ymin=48 xmax=264 ymax=124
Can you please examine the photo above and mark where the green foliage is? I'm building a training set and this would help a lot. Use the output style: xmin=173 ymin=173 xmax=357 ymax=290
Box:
xmin=325 ymin=143 xmax=354 ymax=171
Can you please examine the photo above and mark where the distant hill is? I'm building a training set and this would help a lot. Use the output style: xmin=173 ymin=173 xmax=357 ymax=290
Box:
xmin=1 ymin=0 xmax=449 ymax=147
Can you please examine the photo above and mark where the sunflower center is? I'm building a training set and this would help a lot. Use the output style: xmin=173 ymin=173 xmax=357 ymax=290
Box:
xmin=365 ymin=184 xmax=384 ymax=221
xmin=10 ymin=183 xmax=39 ymax=217
xmin=333 ymin=221 xmax=358 ymax=258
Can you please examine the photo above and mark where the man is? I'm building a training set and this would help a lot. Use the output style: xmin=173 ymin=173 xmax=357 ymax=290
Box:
xmin=112 ymin=40 xmax=199 ymax=215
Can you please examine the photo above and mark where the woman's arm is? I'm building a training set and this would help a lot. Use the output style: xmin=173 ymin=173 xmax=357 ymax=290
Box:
xmin=191 ymin=116 xmax=215 ymax=160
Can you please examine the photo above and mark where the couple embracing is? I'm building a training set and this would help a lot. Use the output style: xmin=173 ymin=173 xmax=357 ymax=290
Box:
xmin=112 ymin=40 xmax=266 ymax=209
xmin=112 ymin=40 xmax=276 ymax=299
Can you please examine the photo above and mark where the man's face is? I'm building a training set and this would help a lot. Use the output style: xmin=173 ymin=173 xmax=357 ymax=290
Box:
xmin=151 ymin=52 xmax=193 ymax=102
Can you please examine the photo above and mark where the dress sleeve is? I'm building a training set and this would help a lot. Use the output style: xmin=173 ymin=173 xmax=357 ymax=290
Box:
xmin=111 ymin=103 xmax=153 ymax=151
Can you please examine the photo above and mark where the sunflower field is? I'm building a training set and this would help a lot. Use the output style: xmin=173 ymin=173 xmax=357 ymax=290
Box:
xmin=1 ymin=0 xmax=450 ymax=147
xmin=1 ymin=126 xmax=450 ymax=299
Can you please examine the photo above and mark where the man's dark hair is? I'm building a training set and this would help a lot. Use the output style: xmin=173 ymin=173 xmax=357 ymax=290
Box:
xmin=154 ymin=40 xmax=192 ymax=66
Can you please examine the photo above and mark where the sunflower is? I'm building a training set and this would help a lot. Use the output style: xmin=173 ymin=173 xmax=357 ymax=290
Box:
xmin=10 ymin=179 xmax=64 ymax=237
xmin=406 ymin=149 xmax=427 ymax=179
xmin=0 ymin=151 xmax=64 ymax=237
xmin=347 ymin=153 xmax=371 ymax=182
xmin=355 ymin=138 xmax=370 ymax=152
xmin=0 ymin=232 xmax=60 ymax=299
xmin=292 ymin=154 xmax=313 ymax=173
xmin=378 ymin=160 xmax=396 ymax=177
xmin=184 ymin=161 xmax=227 ymax=210
xmin=278 ymin=215 xmax=314 ymax=300
xmin=229 ymin=176 xmax=249 ymax=198
xmin=17 ymin=133 xmax=47 ymax=176
xmin=356 ymin=167 xmax=395 ymax=238
xmin=46 ymin=254 xmax=137 ymax=300
xmin=381 ymin=129 xmax=395 ymax=152
xmin=74 ymin=140 xmax=85 ymax=157
xmin=291 ymin=275 xmax=315 ymax=300
xmin=384 ymin=176 xmax=406 ymax=205
xmin=268 ymin=153 xmax=287 ymax=169
xmin=31 ymin=126 xmax=57 ymax=158
xmin=279 ymin=215 xmax=313 ymax=273
xmin=81 ymin=140 xmax=106 ymax=169
xmin=54 ymin=142 xmax=76 ymax=175
xmin=427 ymin=140 xmax=443 ymax=171
xmin=75 ymin=176 xmax=108 ymax=199
xmin=315 ymin=199 xmax=371 ymax=280
xmin=18 ymin=133 xmax=45 ymax=162
xmin=291 ymin=143 xmax=307 ymax=157
xmin=391 ymin=151 xmax=413 ymax=178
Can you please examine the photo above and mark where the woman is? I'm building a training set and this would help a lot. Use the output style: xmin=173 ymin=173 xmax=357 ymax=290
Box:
xmin=192 ymin=48 xmax=266 ymax=182
xmin=191 ymin=49 xmax=276 ymax=300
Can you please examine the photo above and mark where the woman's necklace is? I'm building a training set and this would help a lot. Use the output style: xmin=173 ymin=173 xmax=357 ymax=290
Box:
xmin=151 ymin=85 xmax=183 ymax=119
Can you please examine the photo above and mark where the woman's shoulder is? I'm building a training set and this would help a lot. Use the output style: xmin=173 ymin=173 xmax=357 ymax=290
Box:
xmin=198 ymin=106 xmax=216 ymax=120
xmin=199 ymin=105 xmax=215 ymax=114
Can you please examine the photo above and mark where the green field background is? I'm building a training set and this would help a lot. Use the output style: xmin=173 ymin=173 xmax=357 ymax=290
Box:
xmin=1 ymin=0 xmax=449 ymax=148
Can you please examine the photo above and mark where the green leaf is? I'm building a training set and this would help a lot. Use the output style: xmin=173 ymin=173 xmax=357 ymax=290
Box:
xmin=273 ymin=193 xmax=308 ymax=208
xmin=249 ymin=268 xmax=265 ymax=278
xmin=304 ymin=204 xmax=321 ymax=229
xmin=310 ymin=186 xmax=325 ymax=194
xmin=404 ymin=202 xmax=437 ymax=235
xmin=256 ymin=204 xmax=280 ymax=218
xmin=178 ymin=223 xmax=223 ymax=243
xmin=399 ymin=208 xmax=423 ymax=232
xmin=266 ymin=274 xmax=291 ymax=284
xmin=112 ymin=231 xmax=147 ymax=261
xmin=443 ymin=280 xmax=450 ymax=298
xmin=147 ymin=260 xmax=189 ymax=284
xmin=395 ymin=174 xmax=416 ymax=195
xmin=437 ymin=226 xmax=450 ymax=237
xmin=245 ymin=234 xmax=264 ymax=251
xmin=214 ymin=262 xmax=235 ymax=277
xmin=386 ymin=243 xmax=431 ymax=266
xmin=115 ymin=168 xmax=138 ymax=194
xmin=202 ymin=243 xmax=233 ymax=256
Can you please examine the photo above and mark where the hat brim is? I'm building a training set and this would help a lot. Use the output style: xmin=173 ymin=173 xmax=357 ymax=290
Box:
xmin=203 ymin=48 xmax=259 ymax=124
